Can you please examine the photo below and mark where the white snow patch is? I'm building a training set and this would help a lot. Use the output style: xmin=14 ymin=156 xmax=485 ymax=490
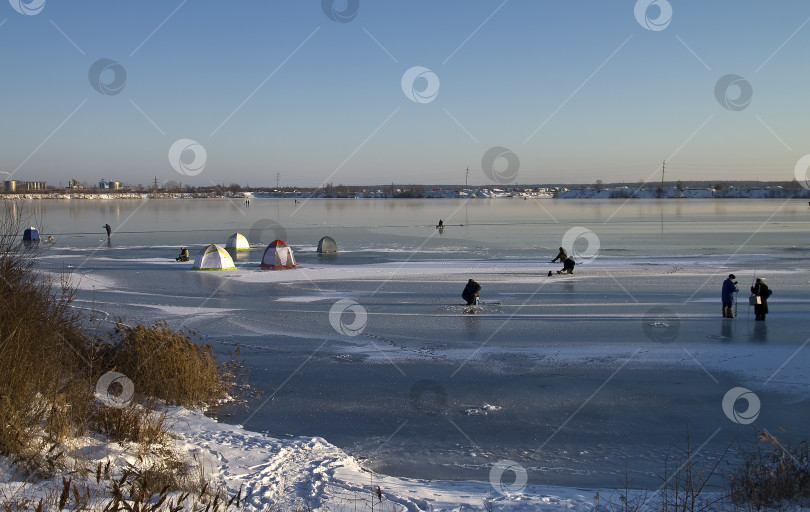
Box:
xmin=464 ymin=404 xmax=503 ymax=416
xmin=274 ymin=296 xmax=330 ymax=303
xmin=68 ymin=272 xmax=117 ymax=291
xmin=0 ymin=406 xmax=609 ymax=511
xmin=142 ymin=304 xmax=239 ymax=317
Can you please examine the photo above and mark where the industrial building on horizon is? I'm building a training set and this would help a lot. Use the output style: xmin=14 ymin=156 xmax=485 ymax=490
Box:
xmin=3 ymin=180 xmax=48 ymax=193
xmin=2 ymin=178 xmax=120 ymax=193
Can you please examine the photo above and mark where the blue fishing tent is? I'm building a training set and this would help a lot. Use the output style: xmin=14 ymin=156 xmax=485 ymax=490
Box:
xmin=23 ymin=227 xmax=40 ymax=242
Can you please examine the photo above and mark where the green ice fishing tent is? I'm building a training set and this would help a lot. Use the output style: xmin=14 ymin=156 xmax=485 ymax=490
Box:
xmin=317 ymin=235 xmax=337 ymax=254
xmin=192 ymin=244 xmax=237 ymax=270
xmin=225 ymin=232 xmax=250 ymax=251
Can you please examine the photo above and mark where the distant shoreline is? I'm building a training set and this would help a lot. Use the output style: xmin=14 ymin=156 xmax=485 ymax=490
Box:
xmin=2 ymin=185 xmax=809 ymax=201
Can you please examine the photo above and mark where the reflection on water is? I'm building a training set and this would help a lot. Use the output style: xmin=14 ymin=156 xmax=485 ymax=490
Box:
xmin=463 ymin=314 xmax=480 ymax=335
xmin=749 ymin=321 xmax=768 ymax=343
xmin=721 ymin=318 xmax=734 ymax=340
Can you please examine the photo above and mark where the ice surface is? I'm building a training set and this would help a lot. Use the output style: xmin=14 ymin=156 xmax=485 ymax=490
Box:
xmin=22 ymin=199 xmax=810 ymax=494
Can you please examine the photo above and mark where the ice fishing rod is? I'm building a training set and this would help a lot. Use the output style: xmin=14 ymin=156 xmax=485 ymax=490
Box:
xmin=748 ymin=264 xmax=758 ymax=318
xmin=734 ymin=286 xmax=738 ymax=318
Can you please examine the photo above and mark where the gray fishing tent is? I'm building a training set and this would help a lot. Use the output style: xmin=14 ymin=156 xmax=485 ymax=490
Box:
xmin=317 ymin=236 xmax=337 ymax=254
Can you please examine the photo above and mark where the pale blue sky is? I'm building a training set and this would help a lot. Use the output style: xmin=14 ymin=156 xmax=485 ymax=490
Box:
xmin=1 ymin=1 xmax=809 ymax=187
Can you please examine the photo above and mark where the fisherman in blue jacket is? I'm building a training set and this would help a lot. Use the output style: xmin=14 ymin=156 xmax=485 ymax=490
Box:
xmin=721 ymin=273 xmax=738 ymax=318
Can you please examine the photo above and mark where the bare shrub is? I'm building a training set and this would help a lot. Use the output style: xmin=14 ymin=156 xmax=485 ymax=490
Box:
xmin=729 ymin=432 xmax=810 ymax=509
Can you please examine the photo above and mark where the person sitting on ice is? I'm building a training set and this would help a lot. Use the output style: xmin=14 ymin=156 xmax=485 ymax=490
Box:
xmin=558 ymin=257 xmax=575 ymax=274
xmin=551 ymin=246 xmax=567 ymax=263
xmin=176 ymin=247 xmax=189 ymax=262
xmin=461 ymin=278 xmax=481 ymax=305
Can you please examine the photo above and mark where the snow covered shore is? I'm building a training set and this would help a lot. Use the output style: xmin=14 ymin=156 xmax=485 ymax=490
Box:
xmin=0 ymin=405 xmax=610 ymax=511
xmin=171 ymin=408 xmax=606 ymax=511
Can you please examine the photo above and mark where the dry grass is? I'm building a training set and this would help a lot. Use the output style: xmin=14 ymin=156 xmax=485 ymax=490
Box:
xmin=1 ymin=204 xmax=238 ymax=508
xmin=2 ymin=457 xmax=241 ymax=511
xmin=99 ymin=321 xmax=231 ymax=408
xmin=89 ymin=400 xmax=172 ymax=448
xmin=729 ymin=433 xmax=810 ymax=510
xmin=0 ymin=206 xmax=91 ymax=460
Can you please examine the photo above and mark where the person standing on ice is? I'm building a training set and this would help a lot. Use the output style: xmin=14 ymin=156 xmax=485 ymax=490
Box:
xmin=721 ymin=273 xmax=738 ymax=318
xmin=751 ymin=277 xmax=771 ymax=321
xmin=551 ymin=246 xmax=567 ymax=263
xmin=461 ymin=279 xmax=481 ymax=305
xmin=103 ymin=223 xmax=111 ymax=239
xmin=558 ymin=257 xmax=575 ymax=274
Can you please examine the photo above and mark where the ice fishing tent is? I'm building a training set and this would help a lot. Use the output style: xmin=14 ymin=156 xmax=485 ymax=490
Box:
xmin=225 ymin=232 xmax=250 ymax=251
xmin=192 ymin=244 xmax=237 ymax=270
xmin=261 ymin=239 xmax=297 ymax=268
xmin=22 ymin=227 xmax=40 ymax=242
xmin=317 ymin=236 xmax=337 ymax=254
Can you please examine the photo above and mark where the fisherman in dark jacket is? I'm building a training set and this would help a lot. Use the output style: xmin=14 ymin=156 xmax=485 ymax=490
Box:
xmin=461 ymin=279 xmax=481 ymax=305
xmin=551 ymin=247 xmax=567 ymax=263
xmin=175 ymin=247 xmax=189 ymax=262
xmin=751 ymin=278 xmax=771 ymax=321
xmin=721 ymin=273 xmax=738 ymax=318
xmin=558 ymin=256 xmax=576 ymax=274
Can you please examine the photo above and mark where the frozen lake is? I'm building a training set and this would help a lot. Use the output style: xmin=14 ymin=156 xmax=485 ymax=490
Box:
xmin=20 ymin=197 xmax=810 ymax=489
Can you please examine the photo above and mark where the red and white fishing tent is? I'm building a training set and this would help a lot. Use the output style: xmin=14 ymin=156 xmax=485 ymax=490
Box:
xmin=260 ymin=239 xmax=297 ymax=269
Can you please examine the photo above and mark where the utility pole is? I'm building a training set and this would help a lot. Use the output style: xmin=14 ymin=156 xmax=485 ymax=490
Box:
xmin=276 ymin=172 xmax=280 ymax=189
xmin=465 ymin=166 xmax=469 ymax=187
xmin=153 ymin=176 xmax=158 ymax=191
xmin=661 ymin=160 xmax=665 ymax=189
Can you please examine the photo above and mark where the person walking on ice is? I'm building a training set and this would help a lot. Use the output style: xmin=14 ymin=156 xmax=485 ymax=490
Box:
xmin=722 ymin=273 xmax=739 ymax=318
